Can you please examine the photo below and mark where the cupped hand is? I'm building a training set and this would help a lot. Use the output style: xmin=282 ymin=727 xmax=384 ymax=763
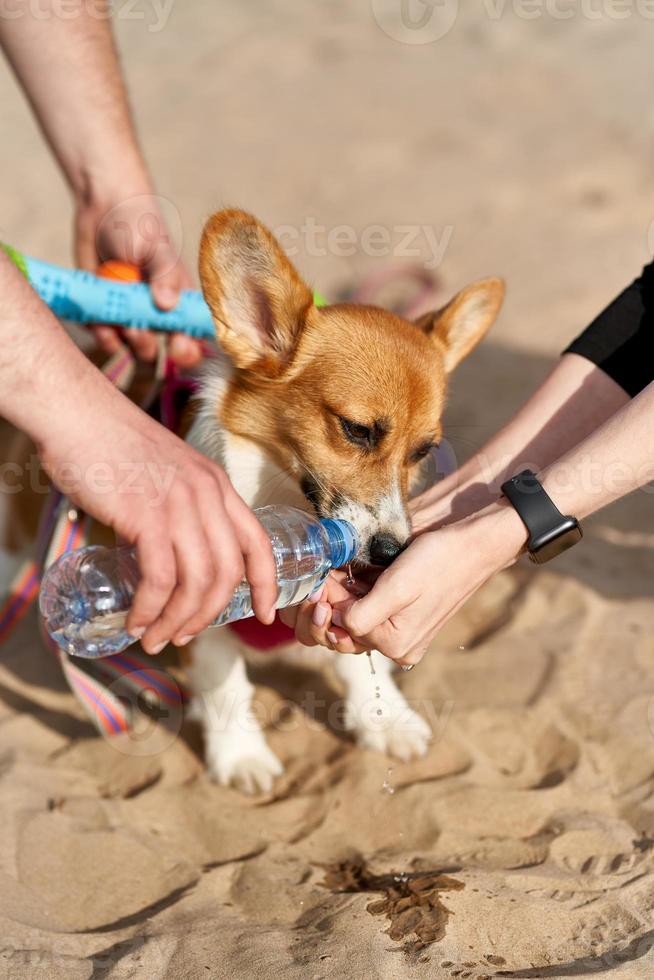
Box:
xmin=279 ymin=570 xmax=371 ymax=653
xmin=288 ymin=506 xmax=527 ymax=666
xmin=74 ymin=191 xmax=202 ymax=368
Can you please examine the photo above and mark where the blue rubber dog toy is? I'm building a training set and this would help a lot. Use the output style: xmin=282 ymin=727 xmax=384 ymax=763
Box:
xmin=2 ymin=243 xmax=325 ymax=340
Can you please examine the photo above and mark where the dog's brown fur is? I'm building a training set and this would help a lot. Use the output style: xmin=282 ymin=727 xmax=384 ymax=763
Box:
xmin=197 ymin=209 xmax=505 ymax=549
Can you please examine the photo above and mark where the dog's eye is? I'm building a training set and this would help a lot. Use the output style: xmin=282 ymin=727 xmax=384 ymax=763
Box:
xmin=411 ymin=443 xmax=437 ymax=463
xmin=339 ymin=416 xmax=373 ymax=448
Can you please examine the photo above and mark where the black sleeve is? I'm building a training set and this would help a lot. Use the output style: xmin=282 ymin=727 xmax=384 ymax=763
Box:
xmin=563 ymin=261 xmax=654 ymax=397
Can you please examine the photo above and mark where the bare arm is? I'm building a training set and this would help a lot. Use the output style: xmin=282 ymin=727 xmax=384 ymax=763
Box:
xmin=538 ymin=379 xmax=654 ymax=520
xmin=325 ymin=377 xmax=654 ymax=665
xmin=0 ymin=4 xmax=200 ymax=366
xmin=0 ymin=3 xmax=145 ymax=209
xmin=411 ymin=353 xmax=629 ymax=530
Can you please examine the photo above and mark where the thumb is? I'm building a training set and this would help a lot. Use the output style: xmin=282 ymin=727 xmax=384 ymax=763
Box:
xmin=331 ymin=561 xmax=410 ymax=637
xmin=143 ymin=220 xmax=193 ymax=310
xmin=147 ymin=255 xmax=185 ymax=311
xmin=332 ymin=591 xmax=387 ymax=639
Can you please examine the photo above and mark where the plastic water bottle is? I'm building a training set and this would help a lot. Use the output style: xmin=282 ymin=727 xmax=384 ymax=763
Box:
xmin=39 ymin=506 xmax=358 ymax=660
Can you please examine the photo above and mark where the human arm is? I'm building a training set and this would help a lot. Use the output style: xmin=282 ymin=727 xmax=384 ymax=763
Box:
xmin=411 ymin=352 xmax=629 ymax=531
xmin=324 ymin=378 xmax=654 ymax=665
xmin=412 ymin=256 xmax=654 ymax=529
xmin=0 ymin=4 xmax=201 ymax=366
xmin=0 ymin=253 xmax=277 ymax=651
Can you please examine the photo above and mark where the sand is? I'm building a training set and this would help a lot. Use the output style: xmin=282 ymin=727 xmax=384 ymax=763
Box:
xmin=2 ymin=2 xmax=654 ymax=977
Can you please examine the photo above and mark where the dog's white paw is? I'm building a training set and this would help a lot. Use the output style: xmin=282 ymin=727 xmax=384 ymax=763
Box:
xmin=349 ymin=701 xmax=432 ymax=762
xmin=206 ymin=734 xmax=283 ymax=795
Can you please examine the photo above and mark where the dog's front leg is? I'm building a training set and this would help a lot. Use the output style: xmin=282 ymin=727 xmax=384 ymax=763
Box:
xmin=186 ymin=631 xmax=283 ymax=794
xmin=333 ymin=651 xmax=431 ymax=761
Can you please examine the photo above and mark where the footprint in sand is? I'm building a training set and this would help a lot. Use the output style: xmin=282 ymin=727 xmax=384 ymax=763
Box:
xmin=457 ymin=708 xmax=579 ymax=790
xmin=437 ymin=955 xmax=507 ymax=980
xmin=549 ymin=821 xmax=651 ymax=879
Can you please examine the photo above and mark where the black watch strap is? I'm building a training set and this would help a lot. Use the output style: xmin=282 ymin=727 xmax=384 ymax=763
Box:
xmin=501 ymin=470 xmax=565 ymax=538
xmin=500 ymin=470 xmax=582 ymax=564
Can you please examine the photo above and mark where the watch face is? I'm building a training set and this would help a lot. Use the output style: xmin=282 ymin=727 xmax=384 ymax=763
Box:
xmin=529 ymin=522 xmax=583 ymax=564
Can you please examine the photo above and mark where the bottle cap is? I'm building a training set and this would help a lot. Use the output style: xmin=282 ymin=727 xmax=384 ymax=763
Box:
xmin=319 ymin=519 xmax=359 ymax=568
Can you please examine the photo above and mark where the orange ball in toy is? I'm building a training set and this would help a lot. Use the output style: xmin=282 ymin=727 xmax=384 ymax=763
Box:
xmin=96 ymin=260 xmax=143 ymax=283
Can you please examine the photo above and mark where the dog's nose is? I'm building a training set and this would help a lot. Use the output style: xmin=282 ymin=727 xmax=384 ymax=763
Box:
xmin=369 ymin=533 xmax=404 ymax=567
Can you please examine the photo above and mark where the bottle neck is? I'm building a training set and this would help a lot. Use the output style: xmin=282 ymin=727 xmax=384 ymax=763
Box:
xmin=319 ymin=518 xmax=359 ymax=568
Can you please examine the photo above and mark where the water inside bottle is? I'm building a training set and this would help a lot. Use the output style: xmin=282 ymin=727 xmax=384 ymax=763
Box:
xmin=213 ymin=567 xmax=328 ymax=627
xmin=51 ymin=566 xmax=328 ymax=659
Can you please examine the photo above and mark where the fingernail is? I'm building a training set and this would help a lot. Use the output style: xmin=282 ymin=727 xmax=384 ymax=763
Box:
xmin=308 ymin=587 xmax=324 ymax=604
xmin=148 ymin=641 xmax=167 ymax=655
xmin=175 ymin=635 xmax=194 ymax=647
xmin=331 ymin=610 xmax=343 ymax=628
xmin=326 ymin=631 xmax=338 ymax=646
xmin=128 ymin=626 xmax=146 ymax=638
xmin=312 ymin=604 xmax=328 ymax=627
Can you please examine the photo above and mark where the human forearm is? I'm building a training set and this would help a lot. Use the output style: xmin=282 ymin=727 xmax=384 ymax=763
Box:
xmin=0 ymin=251 xmax=116 ymax=445
xmin=429 ymin=381 xmax=654 ymax=610
xmin=425 ymin=380 xmax=654 ymax=594
xmin=538 ymin=379 xmax=654 ymax=521
xmin=328 ymin=381 xmax=654 ymax=665
xmin=0 ymin=3 xmax=149 ymax=203
xmin=0 ymin=7 xmax=202 ymax=367
xmin=412 ymin=353 xmax=629 ymax=530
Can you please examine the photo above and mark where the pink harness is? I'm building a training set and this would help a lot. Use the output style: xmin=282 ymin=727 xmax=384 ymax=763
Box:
xmin=229 ymin=614 xmax=295 ymax=650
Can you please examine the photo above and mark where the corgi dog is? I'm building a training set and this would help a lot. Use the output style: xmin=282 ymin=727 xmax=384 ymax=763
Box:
xmin=184 ymin=209 xmax=504 ymax=794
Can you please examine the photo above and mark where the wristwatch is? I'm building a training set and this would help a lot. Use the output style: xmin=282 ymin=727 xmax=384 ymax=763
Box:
xmin=500 ymin=470 xmax=582 ymax=564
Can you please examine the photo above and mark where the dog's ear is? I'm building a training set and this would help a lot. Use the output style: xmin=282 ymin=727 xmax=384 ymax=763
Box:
xmin=199 ymin=209 xmax=314 ymax=370
xmin=414 ymin=278 xmax=504 ymax=372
